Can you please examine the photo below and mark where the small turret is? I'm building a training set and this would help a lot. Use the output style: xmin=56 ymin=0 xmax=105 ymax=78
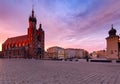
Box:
xmin=38 ymin=24 xmax=42 ymax=31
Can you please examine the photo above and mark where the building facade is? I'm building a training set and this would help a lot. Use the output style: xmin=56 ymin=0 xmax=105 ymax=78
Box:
xmin=47 ymin=46 xmax=88 ymax=59
xmin=0 ymin=51 xmax=3 ymax=58
xmin=91 ymin=50 xmax=106 ymax=59
xmin=106 ymin=25 xmax=120 ymax=60
xmin=47 ymin=46 xmax=65 ymax=59
xmin=65 ymin=48 xmax=88 ymax=59
xmin=64 ymin=48 xmax=76 ymax=59
xmin=97 ymin=50 xmax=106 ymax=58
xmin=2 ymin=9 xmax=45 ymax=59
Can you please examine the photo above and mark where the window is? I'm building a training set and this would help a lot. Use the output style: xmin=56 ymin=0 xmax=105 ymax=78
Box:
xmin=5 ymin=45 xmax=7 ymax=50
xmin=19 ymin=43 xmax=21 ymax=47
xmin=37 ymin=35 xmax=41 ymax=42
xmin=16 ymin=44 xmax=18 ymax=47
xmin=10 ymin=44 xmax=12 ymax=48
xmin=22 ymin=43 xmax=25 ymax=46
xmin=7 ymin=44 xmax=9 ymax=49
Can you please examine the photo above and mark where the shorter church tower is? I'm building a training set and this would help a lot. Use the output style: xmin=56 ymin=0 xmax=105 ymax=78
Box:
xmin=106 ymin=25 xmax=119 ymax=59
xmin=36 ymin=24 xmax=45 ymax=58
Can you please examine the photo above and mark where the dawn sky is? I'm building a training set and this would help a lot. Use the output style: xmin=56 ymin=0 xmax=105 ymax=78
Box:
xmin=0 ymin=0 xmax=120 ymax=52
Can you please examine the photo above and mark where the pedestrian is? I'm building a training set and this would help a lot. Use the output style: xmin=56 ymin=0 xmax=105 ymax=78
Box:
xmin=86 ymin=55 xmax=89 ymax=62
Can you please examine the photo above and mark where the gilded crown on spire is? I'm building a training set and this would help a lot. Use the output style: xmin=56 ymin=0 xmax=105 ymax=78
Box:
xmin=32 ymin=4 xmax=34 ymax=17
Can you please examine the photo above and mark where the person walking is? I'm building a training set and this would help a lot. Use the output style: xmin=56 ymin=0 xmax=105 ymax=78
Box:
xmin=86 ymin=55 xmax=89 ymax=62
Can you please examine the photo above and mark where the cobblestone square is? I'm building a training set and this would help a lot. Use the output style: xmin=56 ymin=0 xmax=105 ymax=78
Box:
xmin=0 ymin=59 xmax=120 ymax=84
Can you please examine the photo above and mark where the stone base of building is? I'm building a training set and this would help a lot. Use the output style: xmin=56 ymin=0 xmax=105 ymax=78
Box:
xmin=106 ymin=56 xmax=119 ymax=60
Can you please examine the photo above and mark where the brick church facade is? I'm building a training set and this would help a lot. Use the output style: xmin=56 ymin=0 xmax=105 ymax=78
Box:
xmin=2 ymin=9 xmax=45 ymax=59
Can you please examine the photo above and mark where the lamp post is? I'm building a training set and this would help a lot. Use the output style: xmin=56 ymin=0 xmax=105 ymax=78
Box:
xmin=117 ymin=34 xmax=120 ymax=60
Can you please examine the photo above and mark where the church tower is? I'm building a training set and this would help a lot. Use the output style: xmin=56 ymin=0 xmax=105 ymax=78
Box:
xmin=37 ymin=24 xmax=45 ymax=58
xmin=28 ymin=8 xmax=37 ymax=58
xmin=106 ymin=25 xmax=119 ymax=59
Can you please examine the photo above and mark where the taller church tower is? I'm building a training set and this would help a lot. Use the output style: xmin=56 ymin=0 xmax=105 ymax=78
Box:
xmin=28 ymin=8 xmax=37 ymax=58
xmin=106 ymin=25 xmax=119 ymax=59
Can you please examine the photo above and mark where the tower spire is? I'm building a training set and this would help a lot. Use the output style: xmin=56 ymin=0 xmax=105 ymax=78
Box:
xmin=29 ymin=4 xmax=37 ymax=24
xmin=32 ymin=4 xmax=34 ymax=17
xmin=111 ymin=24 xmax=113 ymax=29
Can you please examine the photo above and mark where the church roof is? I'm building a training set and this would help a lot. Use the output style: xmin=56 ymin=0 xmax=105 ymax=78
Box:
xmin=3 ymin=35 xmax=28 ymax=45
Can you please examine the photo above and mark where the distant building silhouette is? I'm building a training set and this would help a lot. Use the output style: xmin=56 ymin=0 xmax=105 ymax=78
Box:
xmin=2 ymin=8 xmax=45 ymax=59
xmin=106 ymin=25 xmax=120 ymax=60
